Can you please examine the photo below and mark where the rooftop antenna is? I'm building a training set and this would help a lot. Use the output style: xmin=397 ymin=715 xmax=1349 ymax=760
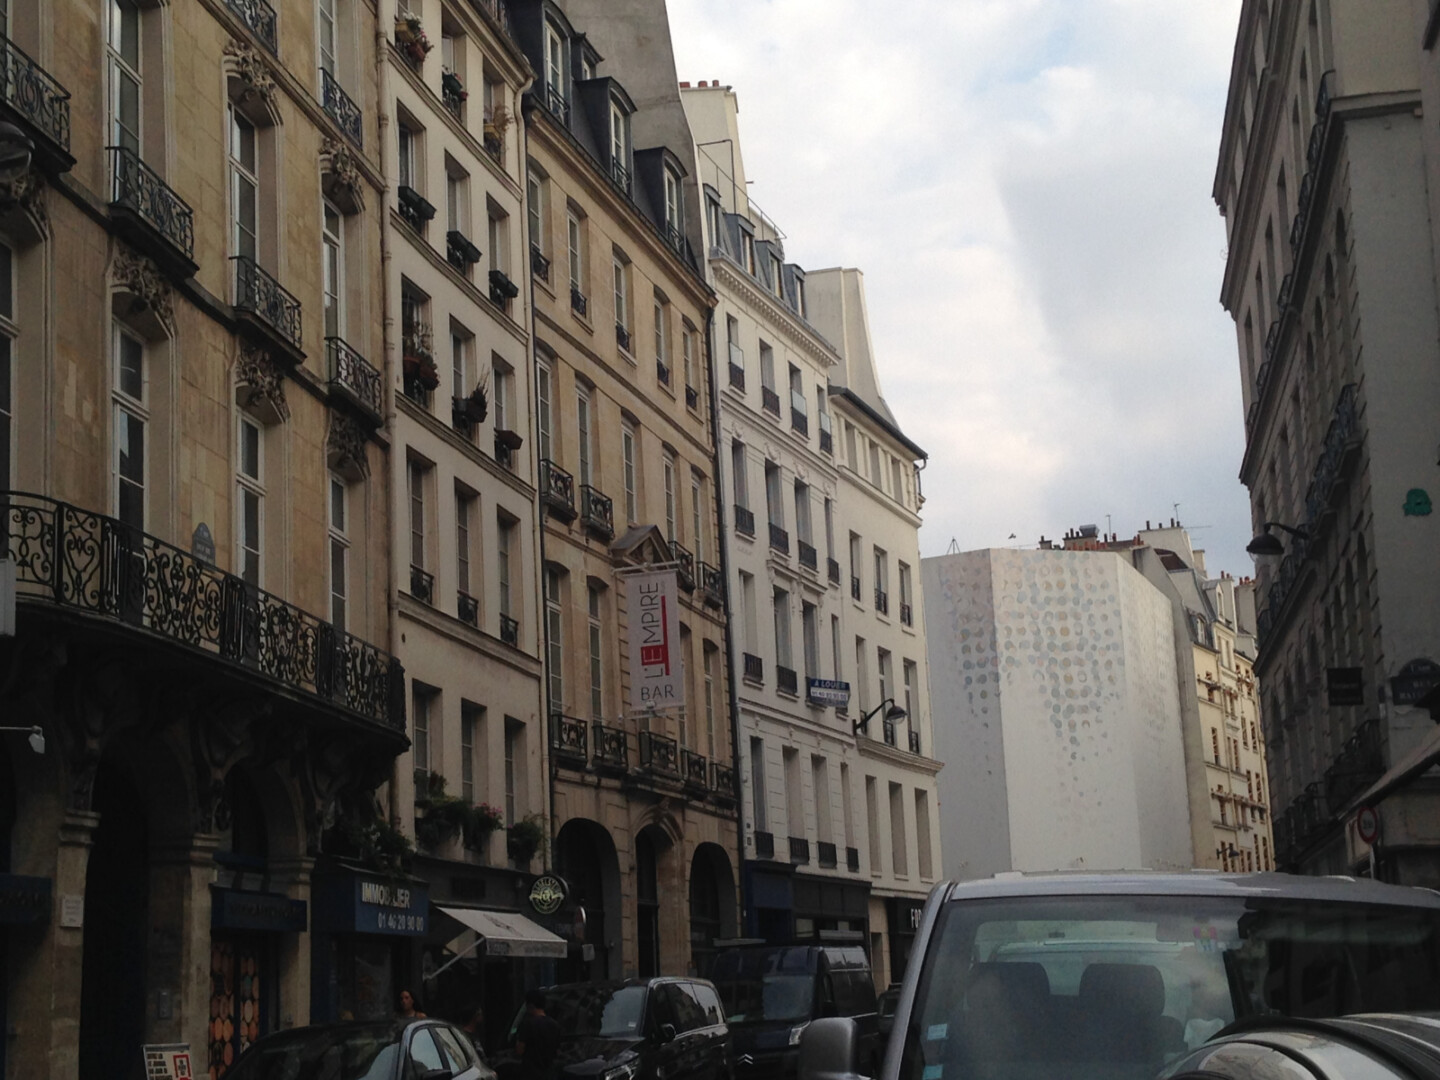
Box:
xmin=1106 ymin=514 xmax=1112 ymax=537
xmin=946 ymin=537 xmax=961 ymax=555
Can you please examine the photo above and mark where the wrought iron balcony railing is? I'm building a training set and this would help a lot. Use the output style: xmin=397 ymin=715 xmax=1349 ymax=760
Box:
xmin=819 ymin=428 xmax=832 ymax=455
xmin=225 ymin=0 xmax=278 ymax=52
xmin=499 ymin=612 xmax=519 ymax=646
xmin=616 ymin=323 xmax=632 ymax=352
xmin=798 ymin=540 xmax=817 ymax=571
xmin=639 ymin=730 xmax=679 ymax=775
xmin=728 ymin=344 xmax=745 ymax=390
xmin=447 ymin=230 xmax=482 ymax=272
xmin=0 ymin=492 xmax=404 ymax=730
xmin=846 ymin=846 xmax=860 ymax=872
xmin=397 ymin=185 xmax=436 ymax=232
xmin=789 ymin=836 xmax=810 ymax=864
xmin=711 ymin=761 xmax=737 ymax=802
xmin=327 ymin=337 xmax=382 ymax=423
xmin=777 ymin=665 xmax=798 ymax=696
xmin=409 ymin=564 xmax=434 ymax=604
xmin=540 ymin=459 xmax=577 ymax=521
xmin=457 ymin=590 xmax=478 ymax=627
xmin=769 ymin=522 xmax=789 ymax=554
xmin=851 ymin=575 xmax=862 ymax=602
xmin=682 ymin=748 xmax=709 ymax=790
xmin=900 ymin=601 xmax=913 ymax=627
xmin=734 ymin=505 xmax=756 ymax=538
xmin=544 ymin=84 xmax=570 ymax=125
xmin=107 ymin=146 xmax=195 ymax=273
xmin=570 ymin=285 xmax=588 ymax=317
xmin=908 ymin=729 xmax=921 ymax=755
xmin=883 ymin=717 xmax=897 ymax=746
xmin=686 ymin=385 xmax=699 ymax=410
xmin=0 ymin=35 xmax=72 ymax=167
xmin=754 ymin=831 xmax=776 ymax=859
xmin=441 ymin=70 xmax=465 ymax=121
xmin=592 ymin=721 xmax=629 ymax=770
xmin=817 ymin=841 xmax=838 ymax=869
xmin=791 ymin=409 xmax=808 ymax=437
xmin=656 ymin=358 xmax=670 ymax=387
xmin=610 ymin=157 xmax=631 ymax=194
xmin=670 ymin=540 xmax=695 ymax=591
xmin=580 ymin=485 xmax=614 ymax=540
xmin=743 ymin=652 xmax=763 ymax=683
xmin=699 ymin=561 xmax=723 ymax=607
xmin=551 ymin=713 xmax=588 ymax=762
xmin=321 ymin=68 xmax=362 ymax=147
xmin=233 ymin=256 xmax=303 ymax=355
xmin=875 ymin=588 xmax=889 ymax=615
xmin=828 ymin=558 xmax=841 ymax=585
xmin=530 ymin=244 xmax=551 ymax=283
xmin=762 ymin=386 xmax=781 ymax=416
xmin=1323 ymin=716 xmax=1383 ymax=816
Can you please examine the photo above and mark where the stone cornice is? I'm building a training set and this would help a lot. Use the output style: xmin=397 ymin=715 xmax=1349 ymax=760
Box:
xmin=856 ymin=737 xmax=943 ymax=775
xmin=398 ymin=593 xmax=544 ymax=673
xmin=712 ymin=258 xmax=840 ymax=370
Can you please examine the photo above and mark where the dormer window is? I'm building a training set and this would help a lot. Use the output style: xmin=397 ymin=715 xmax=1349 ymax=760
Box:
xmin=581 ymin=55 xmax=594 ymax=80
xmin=770 ymin=253 xmax=784 ymax=300
xmin=742 ymin=231 xmax=756 ymax=275
xmin=609 ymin=99 xmax=630 ymax=190
xmin=794 ymin=274 xmax=807 ymax=318
xmin=544 ymin=21 xmax=567 ymax=115
xmin=706 ymin=198 xmax=722 ymax=251
xmin=664 ymin=169 xmax=682 ymax=238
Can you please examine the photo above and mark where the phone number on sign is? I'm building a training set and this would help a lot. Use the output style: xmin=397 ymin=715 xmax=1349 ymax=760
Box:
xmin=375 ymin=912 xmax=424 ymax=932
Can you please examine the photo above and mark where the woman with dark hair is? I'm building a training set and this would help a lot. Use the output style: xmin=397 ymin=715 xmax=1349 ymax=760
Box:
xmin=397 ymin=989 xmax=427 ymax=1019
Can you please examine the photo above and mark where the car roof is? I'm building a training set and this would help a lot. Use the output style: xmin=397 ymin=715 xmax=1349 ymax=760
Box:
xmin=940 ymin=870 xmax=1440 ymax=907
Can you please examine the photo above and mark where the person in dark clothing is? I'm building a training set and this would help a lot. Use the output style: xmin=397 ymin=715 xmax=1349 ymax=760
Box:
xmin=514 ymin=988 xmax=562 ymax=1080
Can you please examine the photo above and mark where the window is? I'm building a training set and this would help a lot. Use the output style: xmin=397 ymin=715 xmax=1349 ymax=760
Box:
xmin=397 ymin=120 xmax=418 ymax=190
xmin=323 ymin=201 xmax=343 ymax=337
xmin=409 ymin=459 xmax=428 ymax=574
xmin=874 ymin=547 xmax=888 ymax=602
xmin=527 ymin=170 xmax=545 ymax=251
xmin=899 ymin=563 xmax=912 ymax=620
xmin=760 ymin=341 xmax=775 ymax=393
xmin=576 ymin=387 xmax=593 ymax=486
xmin=869 ymin=440 xmax=882 ymax=487
xmin=691 ymin=474 xmax=704 ymax=562
xmin=678 ymin=627 xmax=691 ymax=748
xmin=770 ymin=253 xmax=784 ymax=300
xmin=742 ymin=231 xmax=756 ymax=275
xmin=664 ymin=169 xmax=681 ymax=234
xmin=545 ymin=568 xmax=563 ymax=710
xmin=890 ymin=782 xmax=907 ymax=876
xmin=794 ymin=481 xmax=812 ymax=545
xmin=789 ymin=364 xmax=805 ymax=421
xmin=460 ymin=706 xmax=478 ymax=804
xmin=703 ymin=644 xmax=717 ymax=758
xmin=536 ymin=360 xmax=552 ymax=462
xmin=318 ymin=0 xmax=337 ymax=77
xmin=813 ymin=756 xmax=832 ymax=844
xmin=328 ymin=475 xmax=348 ymax=630
xmin=113 ymin=327 xmax=147 ymax=531
xmin=750 ymin=737 xmax=768 ymax=832
xmin=497 ymin=513 xmax=514 ymax=617
xmin=108 ymin=0 xmax=142 ymax=154
xmin=773 ymin=588 xmax=792 ymax=671
xmin=504 ymin=718 xmax=522 ymax=826
xmin=588 ymin=585 xmax=604 ymax=718
xmin=891 ymin=457 xmax=904 ymax=501
xmin=653 ymin=296 xmax=670 ymax=369
xmin=622 ymin=422 xmax=637 ymax=523
xmin=682 ymin=325 xmax=696 ymax=394
xmin=412 ymin=684 xmax=433 ymax=776
xmin=845 ymin=421 xmax=857 ymax=469
xmin=824 ymin=498 xmax=835 ymax=564
xmin=731 ymin=440 xmax=748 ymax=509
xmin=613 ymin=255 xmax=630 ymax=337
xmin=850 ymin=533 xmax=862 ymax=591
xmin=488 ymin=205 xmax=508 ymax=276
xmin=854 ymin=639 xmax=867 ymax=712
xmin=663 ymin=453 xmax=677 ymax=541
xmin=903 ymin=660 xmax=918 ymax=733
xmin=740 ymin=572 xmax=758 ymax=653
xmin=544 ymin=21 xmax=565 ymax=102
xmin=865 ymin=776 xmax=880 ymax=876
xmin=236 ymin=416 xmax=264 ymax=586
xmin=878 ymin=648 xmax=892 ymax=706
xmin=456 ymin=488 xmax=475 ymax=599
xmin=0 ymin=245 xmax=11 ymax=488
xmin=831 ymin=616 xmax=843 ymax=688
xmin=567 ymin=208 xmax=583 ymax=290
xmin=609 ymin=100 xmax=628 ymax=174
xmin=794 ymin=275 xmax=806 ymax=318
xmin=445 ymin=166 xmax=466 ymax=235
xmin=802 ymin=602 xmax=819 ymax=680
xmin=915 ymin=789 xmax=933 ymax=879
xmin=493 ymin=362 xmax=511 ymax=433
xmin=783 ymin=747 xmax=802 ymax=840
xmin=229 ymin=105 xmax=259 ymax=262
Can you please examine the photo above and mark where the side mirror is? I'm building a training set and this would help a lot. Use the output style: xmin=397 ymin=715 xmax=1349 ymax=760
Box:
xmin=657 ymin=1022 xmax=676 ymax=1044
xmin=799 ymin=1017 xmax=869 ymax=1080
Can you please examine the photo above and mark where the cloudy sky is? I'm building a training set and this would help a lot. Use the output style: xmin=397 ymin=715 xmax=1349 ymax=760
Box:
xmin=667 ymin=0 xmax=1256 ymax=578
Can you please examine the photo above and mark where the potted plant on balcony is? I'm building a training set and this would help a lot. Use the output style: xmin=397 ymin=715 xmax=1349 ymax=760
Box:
xmin=328 ymin=796 xmax=414 ymax=875
xmin=506 ymin=814 xmax=546 ymax=866
xmin=463 ymin=802 xmax=505 ymax=852
xmin=414 ymin=773 xmax=471 ymax=850
xmin=494 ymin=428 xmax=524 ymax=451
xmin=394 ymin=12 xmax=432 ymax=62
xmin=459 ymin=379 xmax=488 ymax=424
xmin=402 ymin=344 xmax=440 ymax=392
xmin=442 ymin=69 xmax=467 ymax=101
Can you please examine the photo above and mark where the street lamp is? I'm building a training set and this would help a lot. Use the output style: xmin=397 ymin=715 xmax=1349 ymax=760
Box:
xmin=0 ymin=726 xmax=45 ymax=754
xmin=853 ymin=698 xmax=906 ymax=738
xmin=1246 ymin=521 xmax=1309 ymax=557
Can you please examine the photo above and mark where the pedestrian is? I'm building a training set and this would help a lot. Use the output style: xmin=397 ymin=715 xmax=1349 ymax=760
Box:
xmin=514 ymin=988 xmax=561 ymax=1080
xmin=398 ymin=988 xmax=427 ymax=1019
xmin=460 ymin=1003 xmax=486 ymax=1058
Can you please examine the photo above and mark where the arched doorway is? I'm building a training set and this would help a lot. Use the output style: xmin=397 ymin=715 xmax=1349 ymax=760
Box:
xmin=688 ymin=844 xmax=737 ymax=977
xmin=554 ymin=819 xmax=621 ymax=983
xmin=79 ymin=756 xmax=150 ymax=1080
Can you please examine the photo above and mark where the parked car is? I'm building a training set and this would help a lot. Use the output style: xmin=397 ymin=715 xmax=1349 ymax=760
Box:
xmin=1159 ymin=1013 xmax=1440 ymax=1078
xmin=711 ymin=944 xmax=878 ymax=1079
xmin=227 ymin=1018 xmax=495 ymax=1080
xmin=798 ymin=871 xmax=1440 ymax=1080
xmin=491 ymin=977 xmax=732 ymax=1080
xmin=875 ymin=986 xmax=901 ymax=1042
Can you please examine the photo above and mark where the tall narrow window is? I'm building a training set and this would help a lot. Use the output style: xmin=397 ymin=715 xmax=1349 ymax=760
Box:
xmin=323 ymin=201 xmax=343 ymax=338
xmin=663 ymin=453 xmax=677 ymax=541
xmin=731 ymin=440 xmax=748 ymax=509
xmin=451 ymin=330 xmax=471 ymax=402
xmin=460 ymin=706 xmax=477 ymax=803
xmin=773 ymin=588 xmax=792 ymax=671
xmin=229 ymin=106 xmax=259 ymax=263
xmin=682 ymin=325 xmax=695 ymax=393
xmin=802 ymin=602 xmax=819 ymax=680
xmin=455 ymin=489 xmax=473 ymax=599
xmin=567 ymin=209 xmax=583 ymax=290
xmin=588 ymin=585 xmax=604 ymax=718
xmin=412 ymin=685 xmax=432 ymax=776
xmin=527 ymin=172 xmax=545 ymax=250
xmin=236 ymin=416 xmax=264 ymax=586
xmin=750 ymin=737 xmax=768 ymax=832
xmin=613 ymin=256 xmax=629 ymax=337
xmin=771 ymin=254 xmax=784 ymax=300
xmin=397 ymin=122 xmax=417 ymax=190
xmin=318 ymin=0 xmax=338 ymax=77
xmin=576 ymin=387 xmax=592 ymax=486
xmin=691 ymin=474 xmax=704 ymax=562
xmin=493 ymin=364 xmax=510 ymax=434
xmin=544 ymin=22 xmax=565 ymax=102
xmin=703 ymin=645 xmax=717 ymax=758
xmin=622 ymin=422 xmax=637 ymax=523
xmin=609 ymin=100 xmax=628 ymax=175
xmin=0 ymin=244 xmax=12 ymax=489
xmin=890 ymin=782 xmax=908 ymax=876
xmin=488 ymin=206 xmax=508 ymax=276
xmin=760 ymin=342 xmax=775 ymax=393
xmin=545 ymin=569 xmax=563 ymax=710
xmin=831 ymin=616 xmax=843 ymax=687
xmin=113 ymin=327 xmax=147 ymax=531
xmin=865 ymin=777 xmax=880 ymax=875
xmin=536 ymin=361 xmax=552 ymax=462
xmin=497 ymin=514 xmax=513 ymax=617
xmin=915 ymin=789 xmax=933 ymax=879
xmin=664 ymin=169 xmax=681 ymax=234
xmin=813 ymin=756 xmax=832 ymax=845
xmin=504 ymin=719 xmax=522 ymax=828
xmin=408 ymin=460 xmax=427 ymax=573
xmin=794 ymin=481 xmax=812 ymax=545
xmin=328 ymin=475 xmax=348 ymax=630
xmin=108 ymin=0 xmax=142 ymax=155
xmin=653 ymin=297 xmax=669 ymax=368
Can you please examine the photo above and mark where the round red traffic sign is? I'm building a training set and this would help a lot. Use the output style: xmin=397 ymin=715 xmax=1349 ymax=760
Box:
xmin=1355 ymin=805 xmax=1381 ymax=845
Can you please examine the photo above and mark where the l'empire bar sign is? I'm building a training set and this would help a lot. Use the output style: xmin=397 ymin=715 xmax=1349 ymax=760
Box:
xmin=626 ymin=569 xmax=682 ymax=711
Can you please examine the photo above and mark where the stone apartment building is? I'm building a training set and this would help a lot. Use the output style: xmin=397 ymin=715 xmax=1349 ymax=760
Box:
xmin=0 ymin=0 xmax=409 ymax=1075
xmin=510 ymin=0 xmax=739 ymax=982
xmin=1215 ymin=0 xmax=1440 ymax=883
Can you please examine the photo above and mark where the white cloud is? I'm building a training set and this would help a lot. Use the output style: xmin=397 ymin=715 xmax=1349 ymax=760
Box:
xmin=668 ymin=0 xmax=1252 ymax=573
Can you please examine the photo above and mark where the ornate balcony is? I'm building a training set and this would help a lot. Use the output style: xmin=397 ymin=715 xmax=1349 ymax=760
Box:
xmin=551 ymin=713 xmax=588 ymax=764
xmin=846 ymin=847 xmax=860 ymax=872
xmin=711 ymin=762 xmax=737 ymax=804
xmin=901 ymin=601 xmax=913 ymax=627
xmin=639 ymin=730 xmax=679 ymax=775
xmin=1 ymin=492 xmax=404 ymax=731
xmin=441 ymin=70 xmax=465 ymax=122
xmin=762 ymin=386 xmax=781 ymax=416
xmin=734 ymin=505 xmax=756 ymax=538
xmin=225 ymin=0 xmax=278 ymax=53
xmin=456 ymin=591 xmax=478 ymax=627
xmin=1322 ymin=717 xmax=1384 ymax=816
xmin=327 ymin=337 xmax=382 ymax=425
xmin=499 ymin=613 xmax=519 ymax=647
xmin=616 ymin=323 xmax=632 ymax=353
xmin=656 ymin=358 xmax=671 ymax=387
xmin=321 ymin=68 xmax=362 ymax=147
xmin=530 ymin=244 xmax=551 ymax=283
xmin=107 ymin=146 xmax=196 ymax=277
xmin=409 ymin=565 xmax=434 ymax=605
xmin=397 ymin=185 xmax=436 ymax=232
xmin=743 ymin=652 xmax=763 ymax=683
xmin=789 ymin=836 xmax=810 ymax=864
xmin=233 ymin=256 xmax=303 ymax=361
xmin=0 ymin=36 xmax=72 ymax=171
xmin=828 ymin=558 xmax=841 ymax=585
xmin=682 ymin=749 xmax=709 ymax=792
xmin=700 ymin=562 xmax=724 ymax=607
xmin=570 ymin=285 xmax=588 ymax=317
xmin=670 ymin=540 xmax=695 ymax=592
xmin=592 ymin=721 xmax=629 ymax=772
xmin=817 ymin=841 xmax=838 ymax=869
xmin=447 ymin=230 xmax=482 ymax=272
xmin=908 ymin=729 xmax=922 ymax=755
xmin=798 ymin=540 xmax=817 ymax=572
xmin=875 ymin=588 xmax=889 ymax=615
xmin=755 ymin=831 xmax=775 ymax=860
xmin=777 ymin=666 xmax=798 ymax=696
xmin=580 ymin=485 xmax=614 ymax=541
xmin=540 ymin=459 xmax=577 ymax=522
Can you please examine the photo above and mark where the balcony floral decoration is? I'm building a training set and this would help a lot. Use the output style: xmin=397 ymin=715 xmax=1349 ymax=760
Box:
xmin=327 ymin=794 xmax=414 ymax=874
xmin=413 ymin=773 xmax=506 ymax=852
xmin=401 ymin=338 xmax=440 ymax=391
xmin=394 ymin=12 xmax=433 ymax=64
xmin=442 ymin=70 xmax=468 ymax=101
xmin=506 ymin=814 xmax=546 ymax=864
xmin=458 ymin=377 xmax=488 ymax=424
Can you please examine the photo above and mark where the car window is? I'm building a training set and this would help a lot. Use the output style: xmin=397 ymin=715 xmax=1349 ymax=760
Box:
xmin=432 ymin=1025 xmax=476 ymax=1072
xmin=646 ymin=983 xmax=679 ymax=1034
xmin=692 ymin=983 xmax=726 ymax=1026
xmin=675 ymin=983 xmax=712 ymax=1032
xmin=407 ymin=1029 xmax=447 ymax=1077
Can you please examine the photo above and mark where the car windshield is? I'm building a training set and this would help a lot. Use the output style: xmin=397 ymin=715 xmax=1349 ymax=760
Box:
xmin=545 ymin=984 xmax=649 ymax=1039
xmin=226 ymin=1023 xmax=405 ymax=1080
xmin=717 ymin=975 xmax=815 ymax=1024
xmin=899 ymin=894 xmax=1440 ymax=1080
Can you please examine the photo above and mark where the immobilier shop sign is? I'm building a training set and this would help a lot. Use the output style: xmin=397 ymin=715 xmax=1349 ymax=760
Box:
xmin=626 ymin=568 xmax=682 ymax=711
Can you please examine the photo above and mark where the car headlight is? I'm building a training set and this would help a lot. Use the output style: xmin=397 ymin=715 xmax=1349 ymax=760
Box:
xmin=788 ymin=1023 xmax=809 ymax=1047
xmin=603 ymin=1064 xmax=638 ymax=1080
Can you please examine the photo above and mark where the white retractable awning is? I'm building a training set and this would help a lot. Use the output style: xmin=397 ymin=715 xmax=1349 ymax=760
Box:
xmin=436 ymin=905 xmax=567 ymax=959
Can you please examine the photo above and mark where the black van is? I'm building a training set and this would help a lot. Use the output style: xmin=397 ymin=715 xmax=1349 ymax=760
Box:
xmin=492 ymin=977 xmax=731 ymax=1080
xmin=710 ymin=944 xmax=878 ymax=1079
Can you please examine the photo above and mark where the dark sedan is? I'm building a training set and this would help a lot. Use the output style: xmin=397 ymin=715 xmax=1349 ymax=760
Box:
xmin=226 ymin=1019 xmax=494 ymax=1080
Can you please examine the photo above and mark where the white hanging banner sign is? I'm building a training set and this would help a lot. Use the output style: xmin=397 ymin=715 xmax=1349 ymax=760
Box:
xmin=626 ymin=568 xmax=682 ymax=711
